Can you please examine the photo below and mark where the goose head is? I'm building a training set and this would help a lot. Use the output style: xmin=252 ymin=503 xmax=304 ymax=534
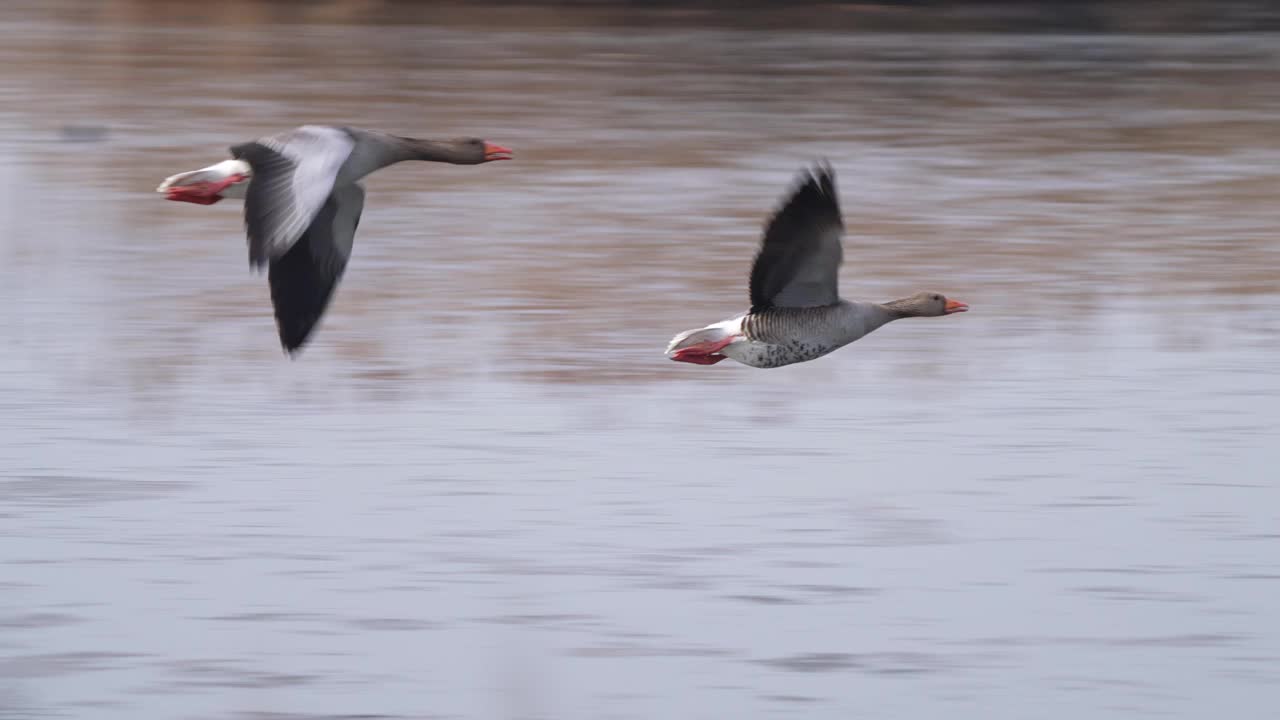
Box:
xmin=884 ymin=291 xmax=969 ymax=318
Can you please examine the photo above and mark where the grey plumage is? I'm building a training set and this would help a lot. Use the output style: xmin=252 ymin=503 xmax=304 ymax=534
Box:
xmin=737 ymin=165 xmax=861 ymax=367
xmin=748 ymin=162 xmax=843 ymax=311
xmin=233 ymin=125 xmax=357 ymax=268
xmin=220 ymin=125 xmax=508 ymax=353
xmin=267 ymin=183 xmax=365 ymax=354
xmin=666 ymin=163 xmax=967 ymax=369
xmin=733 ymin=302 xmax=897 ymax=368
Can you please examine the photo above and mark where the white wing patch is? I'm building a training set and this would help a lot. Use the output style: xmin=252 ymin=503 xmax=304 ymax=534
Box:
xmin=241 ymin=125 xmax=356 ymax=265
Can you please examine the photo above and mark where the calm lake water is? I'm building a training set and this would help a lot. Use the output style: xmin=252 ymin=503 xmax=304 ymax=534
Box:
xmin=1 ymin=2 xmax=1278 ymax=718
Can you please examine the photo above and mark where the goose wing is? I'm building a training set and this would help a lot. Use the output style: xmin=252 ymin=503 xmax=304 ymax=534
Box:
xmin=748 ymin=163 xmax=845 ymax=311
xmin=266 ymin=182 xmax=365 ymax=354
xmin=231 ymin=125 xmax=356 ymax=268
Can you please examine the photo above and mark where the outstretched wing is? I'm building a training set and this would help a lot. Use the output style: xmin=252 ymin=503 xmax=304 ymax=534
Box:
xmin=747 ymin=163 xmax=845 ymax=311
xmin=232 ymin=125 xmax=356 ymax=268
xmin=267 ymin=182 xmax=365 ymax=355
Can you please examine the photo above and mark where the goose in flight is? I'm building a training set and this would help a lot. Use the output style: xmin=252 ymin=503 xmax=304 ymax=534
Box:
xmin=665 ymin=164 xmax=967 ymax=369
xmin=157 ymin=125 xmax=512 ymax=354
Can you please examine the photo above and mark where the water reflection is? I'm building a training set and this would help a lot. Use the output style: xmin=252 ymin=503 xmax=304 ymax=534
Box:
xmin=1 ymin=1 xmax=1279 ymax=719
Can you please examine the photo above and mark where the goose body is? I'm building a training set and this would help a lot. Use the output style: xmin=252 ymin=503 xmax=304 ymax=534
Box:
xmin=665 ymin=164 xmax=967 ymax=369
xmin=158 ymin=125 xmax=511 ymax=354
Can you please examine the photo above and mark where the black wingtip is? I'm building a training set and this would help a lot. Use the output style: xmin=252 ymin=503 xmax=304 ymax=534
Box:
xmin=271 ymin=298 xmax=325 ymax=358
xmin=277 ymin=331 xmax=310 ymax=357
xmin=274 ymin=315 xmax=314 ymax=356
xmin=771 ymin=160 xmax=841 ymax=229
xmin=799 ymin=160 xmax=836 ymax=202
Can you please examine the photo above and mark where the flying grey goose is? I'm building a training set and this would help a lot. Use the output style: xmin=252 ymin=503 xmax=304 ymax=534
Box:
xmin=665 ymin=163 xmax=967 ymax=369
xmin=157 ymin=125 xmax=512 ymax=354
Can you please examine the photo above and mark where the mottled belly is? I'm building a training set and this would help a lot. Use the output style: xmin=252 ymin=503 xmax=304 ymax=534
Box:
xmin=727 ymin=339 xmax=837 ymax=368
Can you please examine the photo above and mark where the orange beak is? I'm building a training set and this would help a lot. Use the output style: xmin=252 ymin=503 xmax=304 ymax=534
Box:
xmin=944 ymin=298 xmax=969 ymax=314
xmin=483 ymin=142 xmax=513 ymax=161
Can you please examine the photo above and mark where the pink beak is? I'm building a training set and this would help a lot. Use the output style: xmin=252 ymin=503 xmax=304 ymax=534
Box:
xmin=944 ymin=298 xmax=969 ymax=314
xmin=483 ymin=142 xmax=513 ymax=161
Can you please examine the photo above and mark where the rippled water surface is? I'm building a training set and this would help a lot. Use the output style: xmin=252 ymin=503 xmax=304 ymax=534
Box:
xmin=1 ymin=2 xmax=1279 ymax=718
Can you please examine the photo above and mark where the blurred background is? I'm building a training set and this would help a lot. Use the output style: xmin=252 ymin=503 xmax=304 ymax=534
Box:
xmin=1 ymin=1 xmax=1278 ymax=718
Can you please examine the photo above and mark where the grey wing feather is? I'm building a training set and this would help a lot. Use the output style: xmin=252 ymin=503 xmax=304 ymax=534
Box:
xmin=232 ymin=125 xmax=356 ymax=268
xmin=267 ymin=182 xmax=365 ymax=354
xmin=748 ymin=163 xmax=845 ymax=311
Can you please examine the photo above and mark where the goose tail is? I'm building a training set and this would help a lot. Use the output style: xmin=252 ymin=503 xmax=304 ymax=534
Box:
xmin=665 ymin=318 xmax=743 ymax=366
xmin=157 ymin=159 xmax=252 ymax=201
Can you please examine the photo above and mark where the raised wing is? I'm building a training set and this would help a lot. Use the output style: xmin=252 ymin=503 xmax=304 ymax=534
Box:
xmin=232 ymin=125 xmax=356 ymax=268
xmin=747 ymin=163 xmax=845 ymax=311
xmin=267 ymin=182 xmax=365 ymax=355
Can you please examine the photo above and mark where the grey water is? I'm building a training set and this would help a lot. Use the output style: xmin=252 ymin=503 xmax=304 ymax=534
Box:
xmin=1 ymin=2 xmax=1278 ymax=718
